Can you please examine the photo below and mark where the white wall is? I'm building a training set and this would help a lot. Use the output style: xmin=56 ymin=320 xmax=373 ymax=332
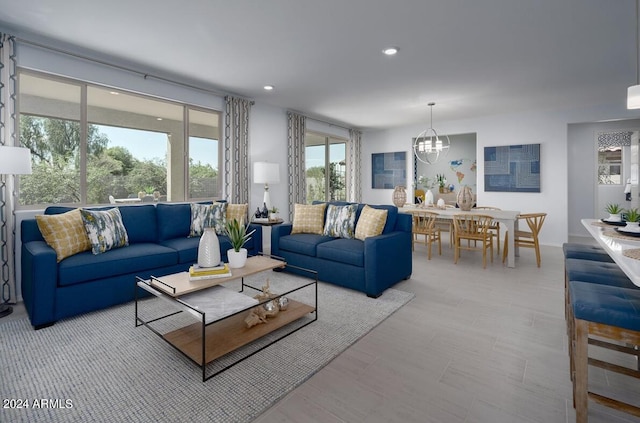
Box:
xmin=362 ymin=104 xmax=640 ymax=247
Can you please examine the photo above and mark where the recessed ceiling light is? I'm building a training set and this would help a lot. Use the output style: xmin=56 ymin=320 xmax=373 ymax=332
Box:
xmin=156 ymin=117 xmax=163 ymax=121
xmin=109 ymin=91 xmax=119 ymax=95
xmin=264 ymin=85 xmax=274 ymax=91
xmin=382 ymin=47 xmax=399 ymax=56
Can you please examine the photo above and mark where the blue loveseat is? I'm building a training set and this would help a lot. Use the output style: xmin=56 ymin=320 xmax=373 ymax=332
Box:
xmin=21 ymin=202 xmax=262 ymax=329
xmin=271 ymin=202 xmax=412 ymax=298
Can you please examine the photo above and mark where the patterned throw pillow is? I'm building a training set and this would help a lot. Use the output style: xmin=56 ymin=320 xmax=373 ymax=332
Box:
xmin=190 ymin=202 xmax=228 ymax=237
xmin=80 ymin=208 xmax=129 ymax=255
xmin=226 ymin=203 xmax=248 ymax=225
xmin=355 ymin=205 xmax=388 ymax=241
xmin=291 ymin=203 xmax=327 ymax=235
xmin=36 ymin=209 xmax=91 ymax=262
xmin=323 ymin=204 xmax=358 ymax=238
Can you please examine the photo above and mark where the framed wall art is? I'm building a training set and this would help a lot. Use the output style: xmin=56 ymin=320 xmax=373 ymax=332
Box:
xmin=484 ymin=143 xmax=540 ymax=192
xmin=371 ymin=152 xmax=406 ymax=189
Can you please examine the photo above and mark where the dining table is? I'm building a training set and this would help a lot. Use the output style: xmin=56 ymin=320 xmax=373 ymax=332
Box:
xmin=400 ymin=205 xmax=521 ymax=268
xmin=581 ymin=218 xmax=640 ymax=287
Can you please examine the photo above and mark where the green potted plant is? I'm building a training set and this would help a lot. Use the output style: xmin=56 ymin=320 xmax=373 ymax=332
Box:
xmin=605 ymin=203 xmax=623 ymax=222
xmin=225 ymin=218 xmax=256 ymax=268
xmin=436 ymin=174 xmax=447 ymax=193
xmin=269 ymin=206 xmax=280 ymax=221
xmin=625 ymin=208 xmax=640 ymax=232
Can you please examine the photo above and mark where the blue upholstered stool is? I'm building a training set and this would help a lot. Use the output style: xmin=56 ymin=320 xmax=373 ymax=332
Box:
xmin=568 ymin=281 xmax=640 ymax=422
xmin=562 ymin=243 xmax=614 ymax=263
xmin=564 ymin=258 xmax=634 ymax=288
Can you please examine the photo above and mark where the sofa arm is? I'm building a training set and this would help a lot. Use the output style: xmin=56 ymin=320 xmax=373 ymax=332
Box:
xmin=247 ymin=223 xmax=263 ymax=256
xmin=364 ymin=230 xmax=412 ymax=297
xmin=271 ymin=223 xmax=293 ymax=257
xmin=21 ymin=241 xmax=58 ymax=328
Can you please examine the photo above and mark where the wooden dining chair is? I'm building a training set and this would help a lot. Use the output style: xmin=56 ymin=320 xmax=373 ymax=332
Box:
xmin=502 ymin=212 xmax=547 ymax=267
xmin=411 ymin=210 xmax=442 ymax=259
xmin=452 ymin=214 xmax=494 ymax=268
xmin=473 ymin=206 xmax=501 ymax=253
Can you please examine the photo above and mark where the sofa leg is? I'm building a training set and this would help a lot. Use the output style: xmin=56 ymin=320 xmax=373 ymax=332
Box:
xmin=367 ymin=292 xmax=382 ymax=299
xmin=34 ymin=322 xmax=55 ymax=330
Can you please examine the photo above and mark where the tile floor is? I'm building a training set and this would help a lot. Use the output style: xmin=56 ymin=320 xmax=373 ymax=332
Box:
xmin=254 ymin=239 xmax=640 ymax=423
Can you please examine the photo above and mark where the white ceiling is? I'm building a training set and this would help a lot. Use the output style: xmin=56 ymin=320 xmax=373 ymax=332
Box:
xmin=0 ymin=0 xmax=636 ymax=129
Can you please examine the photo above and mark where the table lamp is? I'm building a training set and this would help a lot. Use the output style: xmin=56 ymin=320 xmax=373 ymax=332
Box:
xmin=0 ymin=145 xmax=32 ymax=318
xmin=253 ymin=162 xmax=280 ymax=211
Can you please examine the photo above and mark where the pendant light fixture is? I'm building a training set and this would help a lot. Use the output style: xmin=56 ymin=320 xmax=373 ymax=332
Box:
xmin=628 ymin=0 xmax=640 ymax=109
xmin=413 ymin=102 xmax=450 ymax=164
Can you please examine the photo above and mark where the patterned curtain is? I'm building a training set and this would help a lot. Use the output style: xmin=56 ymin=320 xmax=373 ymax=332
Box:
xmin=348 ymin=129 xmax=362 ymax=202
xmin=0 ymin=33 xmax=17 ymax=307
xmin=287 ymin=112 xmax=306 ymax=221
xmin=223 ymin=96 xmax=252 ymax=203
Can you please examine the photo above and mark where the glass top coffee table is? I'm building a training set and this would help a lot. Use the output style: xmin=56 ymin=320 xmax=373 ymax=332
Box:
xmin=135 ymin=255 xmax=317 ymax=381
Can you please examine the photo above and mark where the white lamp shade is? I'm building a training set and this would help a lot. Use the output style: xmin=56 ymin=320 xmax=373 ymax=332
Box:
xmin=253 ymin=162 xmax=280 ymax=184
xmin=0 ymin=146 xmax=32 ymax=175
xmin=629 ymin=85 xmax=640 ymax=109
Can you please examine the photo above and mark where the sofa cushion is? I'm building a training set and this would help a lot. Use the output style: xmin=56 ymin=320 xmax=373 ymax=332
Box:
xmin=80 ymin=208 xmax=130 ymax=254
xmin=291 ymin=203 xmax=326 ymax=234
xmin=58 ymin=243 xmax=178 ymax=286
xmin=317 ymin=238 xmax=364 ymax=267
xmin=35 ymin=209 xmax=91 ymax=262
xmin=355 ymin=205 xmax=388 ymax=240
xmin=323 ymin=204 xmax=357 ymax=239
xmin=279 ymin=233 xmax=335 ymax=257
xmin=117 ymin=204 xmax=158 ymax=243
xmin=190 ymin=202 xmax=227 ymax=236
xmin=160 ymin=235 xmax=232 ymax=264
xmin=226 ymin=203 xmax=248 ymax=225
xmin=157 ymin=203 xmax=192 ymax=241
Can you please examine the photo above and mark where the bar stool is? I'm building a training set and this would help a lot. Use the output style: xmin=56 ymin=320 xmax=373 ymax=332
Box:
xmin=568 ymin=281 xmax=640 ymax=422
xmin=562 ymin=243 xmax=614 ymax=263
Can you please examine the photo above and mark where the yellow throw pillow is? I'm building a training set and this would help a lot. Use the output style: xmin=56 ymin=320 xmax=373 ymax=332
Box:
xmin=226 ymin=203 xmax=248 ymax=225
xmin=291 ymin=203 xmax=327 ymax=234
xmin=36 ymin=209 xmax=91 ymax=262
xmin=355 ymin=205 xmax=388 ymax=241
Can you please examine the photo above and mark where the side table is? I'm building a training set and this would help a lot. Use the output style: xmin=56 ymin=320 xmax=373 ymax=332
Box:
xmin=251 ymin=218 xmax=284 ymax=254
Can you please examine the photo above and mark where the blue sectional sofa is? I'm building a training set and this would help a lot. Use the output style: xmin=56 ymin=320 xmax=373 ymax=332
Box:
xmin=21 ymin=202 xmax=262 ymax=329
xmin=271 ymin=202 xmax=412 ymax=298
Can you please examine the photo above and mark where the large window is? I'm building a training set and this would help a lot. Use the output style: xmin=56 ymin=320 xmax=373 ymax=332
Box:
xmin=598 ymin=146 xmax=623 ymax=185
xmin=18 ymin=71 xmax=221 ymax=207
xmin=305 ymin=132 xmax=347 ymax=203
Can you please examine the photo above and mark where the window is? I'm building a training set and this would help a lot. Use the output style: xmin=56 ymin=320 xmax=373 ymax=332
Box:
xmin=598 ymin=146 xmax=622 ymax=185
xmin=17 ymin=71 xmax=221 ymax=207
xmin=305 ymin=132 xmax=347 ymax=203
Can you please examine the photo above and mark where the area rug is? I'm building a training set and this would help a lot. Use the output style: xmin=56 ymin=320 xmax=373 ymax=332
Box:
xmin=0 ymin=273 xmax=413 ymax=423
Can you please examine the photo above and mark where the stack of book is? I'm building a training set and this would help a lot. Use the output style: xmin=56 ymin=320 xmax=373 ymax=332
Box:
xmin=189 ymin=263 xmax=232 ymax=281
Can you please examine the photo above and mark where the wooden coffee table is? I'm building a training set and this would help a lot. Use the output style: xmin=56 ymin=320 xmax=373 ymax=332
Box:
xmin=135 ymin=255 xmax=317 ymax=381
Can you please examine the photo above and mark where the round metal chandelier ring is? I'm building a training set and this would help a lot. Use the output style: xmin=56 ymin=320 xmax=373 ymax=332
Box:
xmin=413 ymin=128 xmax=451 ymax=165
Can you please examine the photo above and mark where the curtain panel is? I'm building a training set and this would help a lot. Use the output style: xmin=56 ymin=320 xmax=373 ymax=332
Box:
xmin=348 ymin=129 xmax=362 ymax=202
xmin=0 ymin=33 xmax=18 ymax=305
xmin=287 ymin=112 xmax=306 ymax=221
xmin=224 ymin=96 xmax=252 ymax=204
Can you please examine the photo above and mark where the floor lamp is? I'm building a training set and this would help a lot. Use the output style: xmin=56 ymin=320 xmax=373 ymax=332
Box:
xmin=0 ymin=146 xmax=32 ymax=318
xmin=253 ymin=162 xmax=280 ymax=211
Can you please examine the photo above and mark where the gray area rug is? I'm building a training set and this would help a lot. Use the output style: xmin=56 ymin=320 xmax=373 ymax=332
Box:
xmin=0 ymin=272 xmax=413 ymax=423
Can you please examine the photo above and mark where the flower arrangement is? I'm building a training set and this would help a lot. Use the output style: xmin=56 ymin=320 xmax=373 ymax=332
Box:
xmin=436 ymin=174 xmax=447 ymax=188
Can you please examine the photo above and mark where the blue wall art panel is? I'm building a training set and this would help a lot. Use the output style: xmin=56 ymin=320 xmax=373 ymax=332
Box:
xmin=484 ymin=144 xmax=540 ymax=192
xmin=372 ymin=152 xmax=406 ymax=189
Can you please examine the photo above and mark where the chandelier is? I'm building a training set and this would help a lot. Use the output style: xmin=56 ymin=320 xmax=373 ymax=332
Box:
xmin=413 ymin=102 xmax=450 ymax=164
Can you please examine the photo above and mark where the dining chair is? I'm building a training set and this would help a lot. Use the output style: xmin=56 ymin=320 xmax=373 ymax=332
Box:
xmin=502 ymin=212 xmax=547 ymax=267
xmin=411 ymin=210 xmax=442 ymax=259
xmin=452 ymin=214 xmax=494 ymax=268
xmin=474 ymin=206 xmax=501 ymax=253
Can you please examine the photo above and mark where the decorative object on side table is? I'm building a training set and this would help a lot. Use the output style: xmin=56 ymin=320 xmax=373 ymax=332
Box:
xmin=197 ymin=227 xmax=221 ymax=268
xmin=456 ymin=185 xmax=474 ymax=211
xmin=269 ymin=206 xmax=280 ymax=221
xmin=225 ymin=218 xmax=256 ymax=268
xmin=254 ymin=161 xmax=280 ymax=211
xmin=0 ymin=145 xmax=32 ymax=318
xmin=392 ymin=185 xmax=407 ymax=207
xmin=605 ymin=203 xmax=623 ymax=222
xmin=436 ymin=173 xmax=447 ymax=193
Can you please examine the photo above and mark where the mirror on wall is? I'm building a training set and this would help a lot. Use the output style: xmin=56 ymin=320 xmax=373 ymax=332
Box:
xmin=412 ymin=132 xmax=477 ymax=203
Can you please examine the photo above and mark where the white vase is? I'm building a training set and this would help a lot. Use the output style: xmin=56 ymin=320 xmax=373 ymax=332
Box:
xmin=198 ymin=228 xmax=221 ymax=268
xmin=424 ymin=189 xmax=434 ymax=206
xmin=625 ymin=222 xmax=640 ymax=232
xmin=227 ymin=248 xmax=248 ymax=268
xmin=608 ymin=213 xmax=622 ymax=222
